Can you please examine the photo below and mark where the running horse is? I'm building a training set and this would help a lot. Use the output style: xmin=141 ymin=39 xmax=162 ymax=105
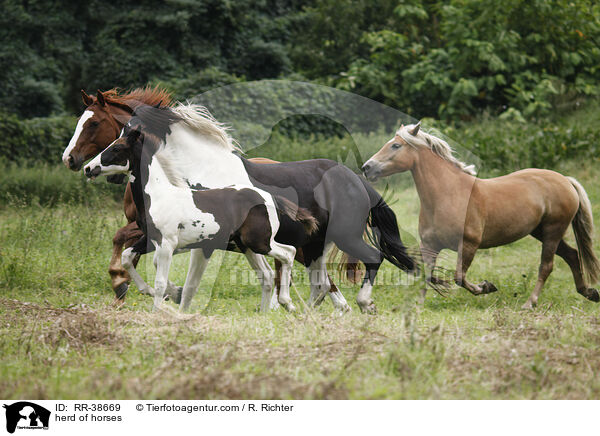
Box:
xmin=84 ymin=119 xmax=319 ymax=312
xmin=85 ymin=104 xmax=416 ymax=313
xmin=62 ymin=87 xmax=359 ymax=310
xmin=362 ymin=123 xmax=600 ymax=309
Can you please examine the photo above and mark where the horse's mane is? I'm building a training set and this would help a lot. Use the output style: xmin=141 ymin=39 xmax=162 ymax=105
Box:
xmin=101 ymin=85 xmax=173 ymax=110
xmin=397 ymin=124 xmax=476 ymax=175
xmin=170 ymin=102 xmax=240 ymax=152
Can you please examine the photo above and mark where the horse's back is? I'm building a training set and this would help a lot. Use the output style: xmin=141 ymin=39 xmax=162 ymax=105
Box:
xmin=476 ymin=168 xmax=579 ymax=247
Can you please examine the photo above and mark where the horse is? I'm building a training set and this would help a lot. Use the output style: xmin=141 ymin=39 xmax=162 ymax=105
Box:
xmin=362 ymin=122 xmax=600 ymax=309
xmin=86 ymin=103 xmax=416 ymax=313
xmin=84 ymin=122 xmax=318 ymax=312
xmin=61 ymin=87 xmax=356 ymax=310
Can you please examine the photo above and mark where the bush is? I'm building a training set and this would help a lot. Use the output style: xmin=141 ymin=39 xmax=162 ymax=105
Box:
xmin=0 ymin=112 xmax=76 ymax=164
xmin=0 ymin=161 xmax=123 ymax=207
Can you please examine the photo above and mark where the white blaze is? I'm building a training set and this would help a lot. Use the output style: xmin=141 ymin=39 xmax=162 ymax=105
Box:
xmin=62 ymin=110 xmax=94 ymax=165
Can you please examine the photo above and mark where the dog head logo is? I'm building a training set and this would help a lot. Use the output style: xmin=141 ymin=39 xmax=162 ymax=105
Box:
xmin=3 ymin=402 xmax=50 ymax=433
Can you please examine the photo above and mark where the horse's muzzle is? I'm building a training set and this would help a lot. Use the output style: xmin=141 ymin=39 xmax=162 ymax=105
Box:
xmin=66 ymin=154 xmax=83 ymax=171
xmin=84 ymin=165 xmax=101 ymax=179
xmin=361 ymin=161 xmax=379 ymax=182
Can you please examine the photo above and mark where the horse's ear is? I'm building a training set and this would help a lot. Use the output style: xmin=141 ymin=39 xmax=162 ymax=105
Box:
xmin=410 ymin=122 xmax=421 ymax=136
xmin=96 ymin=90 xmax=106 ymax=106
xmin=81 ymin=89 xmax=94 ymax=106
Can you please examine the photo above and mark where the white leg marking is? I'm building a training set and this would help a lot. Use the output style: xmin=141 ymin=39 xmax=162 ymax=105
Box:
xmin=356 ymin=281 xmax=374 ymax=313
xmin=180 ymin=249 xmax=210 ymax=312
xmin=121 ymin=247 xmax=154 ymax=296
xmin=244 ymin=252 xmax=275 ymax=313
xmin=268 ymin=243 xmax=296 ymax=312
xmin=152 ymin=242 xmax=175 ymax=310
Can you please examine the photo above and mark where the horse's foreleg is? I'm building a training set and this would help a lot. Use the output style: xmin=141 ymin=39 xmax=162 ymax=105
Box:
xmin=152 ymin=241 xmax=175 ymax=310
xmin=109 ymin=222 xmax=144 ymax=300
xmin=121 ymin=236 xmax=155 ymax=297
xmin=455 ymin=240 xmax=497 ymax=296
xmin=420 ymin=246 xmax=439 ymax=303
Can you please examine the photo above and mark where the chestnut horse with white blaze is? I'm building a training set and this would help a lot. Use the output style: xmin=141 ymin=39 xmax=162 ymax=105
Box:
xmin=362 ymin=123 xmax=600 ymax=309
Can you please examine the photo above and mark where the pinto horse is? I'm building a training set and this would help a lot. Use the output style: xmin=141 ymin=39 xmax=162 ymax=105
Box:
xmin=86 ymin=104 xmax=416 ymax=313
xmin=85 ymin=121 xmax=318 ymax=311
xmin=362 ymin=123 xmax=600 ymax=309
xmin=62 ymin=87 xmax=357 ymax=309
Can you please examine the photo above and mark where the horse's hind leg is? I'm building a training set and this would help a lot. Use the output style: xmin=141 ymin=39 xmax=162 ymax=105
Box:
xmin=303 ymin=243 xmax=351 ymax=313
xmin=267 ymin=242 xmax=297 ymax=312
xmin=180 ymin=249 xmax=210 ymax=312
xmin=333 ymin=238 xmax=382 ymax=314
xmin=547 ymin=240 xmax=598 ymax=302
xmin=244 ymin=252 xmax=275 ymax=313
xmin=522 ymin=235 xmax=561 ymax=310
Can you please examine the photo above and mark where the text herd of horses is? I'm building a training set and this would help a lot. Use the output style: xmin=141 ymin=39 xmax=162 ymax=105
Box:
xmin=61 ymin=86 xmax=599 ymax=313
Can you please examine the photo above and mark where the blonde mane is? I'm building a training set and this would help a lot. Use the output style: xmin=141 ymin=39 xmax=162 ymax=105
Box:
xmin=397 ymin=124 xmax=476 ymax=175
xmin=170 ymin=102 xmax=241 ymax=153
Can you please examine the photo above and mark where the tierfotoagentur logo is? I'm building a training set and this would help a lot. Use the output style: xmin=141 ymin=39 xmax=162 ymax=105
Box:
xmin=2 ymin=402 xmax=50 ymax=434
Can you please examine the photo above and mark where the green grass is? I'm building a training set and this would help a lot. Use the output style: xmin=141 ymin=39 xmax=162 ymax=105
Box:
xmin=1 ymin=162 xmax=599 ymax=399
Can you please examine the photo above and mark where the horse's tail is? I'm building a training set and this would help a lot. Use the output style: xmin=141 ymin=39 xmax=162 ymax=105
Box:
xmin=327 ymin=246 xmax=363 ymax=283
xmin=273 ymin=195 xmax=319 ymax=235
xmin=361 ymin=180 xmax=417 ymax=273
xmin=567 ymin=177 xmax=600 ymax=284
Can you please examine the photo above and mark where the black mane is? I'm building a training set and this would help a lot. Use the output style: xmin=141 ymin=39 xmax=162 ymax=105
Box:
xmin=129 ymin=104 xmax=183 ymax=143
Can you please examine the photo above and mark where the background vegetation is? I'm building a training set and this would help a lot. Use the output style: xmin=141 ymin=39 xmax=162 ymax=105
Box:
xmin=1 ymin=0 xmax=599 ymax=162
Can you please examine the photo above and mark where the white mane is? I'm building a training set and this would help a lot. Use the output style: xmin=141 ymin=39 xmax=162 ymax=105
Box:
xmin=397 ymin=124 xmax=476 ymax=175
xmin=170 ymin=102 xmax=242 ymax=153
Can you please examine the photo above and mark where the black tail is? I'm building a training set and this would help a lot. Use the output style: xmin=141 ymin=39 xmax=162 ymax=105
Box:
xmin=362 ymin=180 xmax=417 ymax=272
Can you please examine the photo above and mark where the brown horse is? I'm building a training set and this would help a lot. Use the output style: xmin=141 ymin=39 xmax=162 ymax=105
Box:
xmin=362 ymin=122 xmax=600 ymax=309
xmin=62 ymin=87 xmax=358 ymax=306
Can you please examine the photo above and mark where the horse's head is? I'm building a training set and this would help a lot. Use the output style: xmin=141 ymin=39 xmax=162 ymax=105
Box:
xmin=62 ymin=90 xmax=131 ymax=171
xmin=84 ymin=122 xmax=142 ymax=180
xmin=362 ymin=123 xmax=421 ymax=181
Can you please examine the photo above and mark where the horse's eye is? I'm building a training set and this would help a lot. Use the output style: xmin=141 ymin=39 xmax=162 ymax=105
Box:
xmin=89 ymin=120 xmax=99 ymax=127
xmin=391 ymin=143 xmax=402 ymax=149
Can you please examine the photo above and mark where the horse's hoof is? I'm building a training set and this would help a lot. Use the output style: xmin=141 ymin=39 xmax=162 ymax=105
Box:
xmin=359 ymin=302 xmax=377 ymax=315
xmin=169 ymin=286 xmax=183 ymax=305
xmin=481 ymin=281 xmax=498 ymax=294
xmin=577 ymin=287 xmax=600 ymax=302
xmin=521 ymin=300 xmax=536 ymax=310
xmin=114 ymin=283 xmax=128 ymax=300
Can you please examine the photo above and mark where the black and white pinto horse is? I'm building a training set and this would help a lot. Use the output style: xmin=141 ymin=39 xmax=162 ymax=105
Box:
xmin=85 ymin=104 xmax=416 ymax=313
xmin=85 ymin=122 xmax=319 ymax=311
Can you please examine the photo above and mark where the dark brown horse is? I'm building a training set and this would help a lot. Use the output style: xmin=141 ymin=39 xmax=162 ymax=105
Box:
xmin=63 ymin=87 xmax=359 ymax=309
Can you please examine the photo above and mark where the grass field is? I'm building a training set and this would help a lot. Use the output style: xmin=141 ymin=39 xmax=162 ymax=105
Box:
xmin=1 ymin=160 xmax=599 ymax=399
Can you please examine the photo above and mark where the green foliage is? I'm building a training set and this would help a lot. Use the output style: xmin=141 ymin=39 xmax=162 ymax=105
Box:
xmin=0 ymin=111 xmax=75 ymax=163
xmin=336 ymin=0 xmax=600 ymax=119
xmin=0 ymin=161 xmax=123 ymax=207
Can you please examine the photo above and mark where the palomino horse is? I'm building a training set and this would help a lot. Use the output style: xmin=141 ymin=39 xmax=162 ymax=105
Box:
xmin=86 ymin=104 xmax=416 ymax=313
xmin=362 ymin=123 xmax=600 ymax=309
xmin=62 ymin=87 xmax=357 ymax=309
xmin=85 ymin=121 xmax=319 ymax=312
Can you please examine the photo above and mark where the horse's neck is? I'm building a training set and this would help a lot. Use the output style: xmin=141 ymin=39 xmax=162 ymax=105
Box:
xmin=162 ymin=124 xmax=251 ymax=187
xmin=411 ymin=150 xmax=475 ymax=211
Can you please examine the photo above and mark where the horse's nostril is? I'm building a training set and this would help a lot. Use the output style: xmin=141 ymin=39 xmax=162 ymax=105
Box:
xmin=362 ymin=163 xmax=371 ymax=172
